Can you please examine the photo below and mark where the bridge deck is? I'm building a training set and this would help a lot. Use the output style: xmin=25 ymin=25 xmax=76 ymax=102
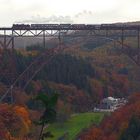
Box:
xmin=0 ymin=24 xmax=140 ymax=30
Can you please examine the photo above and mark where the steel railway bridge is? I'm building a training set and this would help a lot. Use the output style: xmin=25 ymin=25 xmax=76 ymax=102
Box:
xmin=0 ymin=23 xmax=140 ymax=103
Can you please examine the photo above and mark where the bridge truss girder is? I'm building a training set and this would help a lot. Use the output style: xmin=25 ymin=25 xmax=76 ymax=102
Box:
xmin=0 ymin=28 xmax=139 ymax=64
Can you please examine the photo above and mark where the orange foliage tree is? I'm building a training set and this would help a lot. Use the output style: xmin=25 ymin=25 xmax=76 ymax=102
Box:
xmin=0 ymin=103 xmax=31 ymax=140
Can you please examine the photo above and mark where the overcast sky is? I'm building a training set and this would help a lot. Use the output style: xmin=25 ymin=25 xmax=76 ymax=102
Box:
xmin=1 ymin=0 xmax=140 ymax=26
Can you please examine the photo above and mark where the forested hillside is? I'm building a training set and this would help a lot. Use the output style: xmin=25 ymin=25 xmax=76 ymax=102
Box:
xmin=0 ymin=31 xmax=140 ymax=139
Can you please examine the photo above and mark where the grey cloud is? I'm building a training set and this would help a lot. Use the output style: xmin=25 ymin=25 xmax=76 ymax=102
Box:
xmin=73 ymin=8 xmax=127 ymax=23
xmin=75 ymin=10 xmax=93 ymax=18
xmin=16 ymin=15 xmax=73 ymax=24
xmin=15 ymin=7 xmax=139 ymax=25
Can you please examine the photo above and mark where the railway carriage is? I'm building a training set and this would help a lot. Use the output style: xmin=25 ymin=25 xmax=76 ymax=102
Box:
xmin=12 ymin=24 xmax=30 ymax=29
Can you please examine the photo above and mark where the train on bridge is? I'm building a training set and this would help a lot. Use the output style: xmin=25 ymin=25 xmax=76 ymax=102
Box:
xmin=12 ymin=23 xmax=140 ymax=30
xmin=12 ymin=23 xmax=100 ymax=29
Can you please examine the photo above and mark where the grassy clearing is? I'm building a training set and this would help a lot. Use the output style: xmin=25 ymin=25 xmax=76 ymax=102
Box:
xmin=46 ymin=112 xmax=104 ymax=140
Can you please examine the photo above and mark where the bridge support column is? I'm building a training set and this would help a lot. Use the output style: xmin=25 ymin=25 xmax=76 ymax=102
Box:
xmin=43 ymin=30 xmax=46 ymax=48
xmin=58 ymin=30 xmax=61 ymax=47
xmin=105 ymin=29 xmax=108 ymax=37
xmin=138 ymin=29 xmax=140 ymax=64
xmin=121 ymin=29 xmax=124 ymax=49
xmin=12 ymin=30 xmax=14 ymax=49
xmin=4 ymin=30 xmax=7 ymax=49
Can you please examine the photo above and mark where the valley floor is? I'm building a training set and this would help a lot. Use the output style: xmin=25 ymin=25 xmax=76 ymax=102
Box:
xmin=46 ymin=112 xmax=104 ymax=140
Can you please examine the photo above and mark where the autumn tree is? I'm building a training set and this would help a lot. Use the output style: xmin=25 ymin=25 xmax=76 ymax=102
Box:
xmin=34 ymin=93 xmax=58 ymax=140
xmin=0 ymin=103 xmax=31 ymax=140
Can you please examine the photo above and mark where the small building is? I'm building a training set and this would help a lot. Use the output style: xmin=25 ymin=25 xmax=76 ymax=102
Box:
xmin=101 ymin=97 xmax=118 ymax=109
xmin=94 ymin=96 xmax=127 ymax=112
